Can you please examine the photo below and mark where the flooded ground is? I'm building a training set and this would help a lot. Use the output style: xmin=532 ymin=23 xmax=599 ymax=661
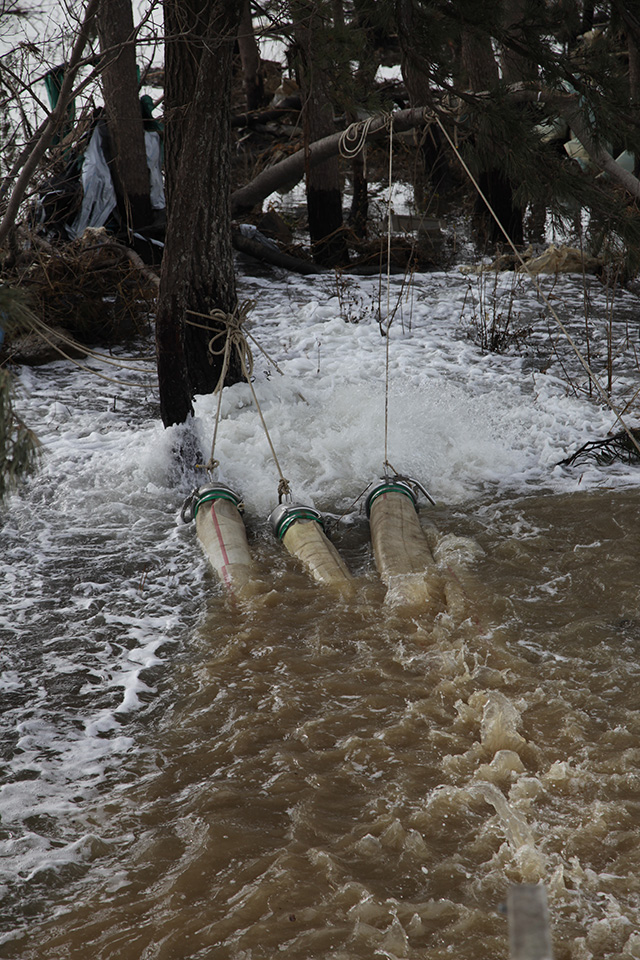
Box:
xmin=1 ymin=267 xmax=640 ymax=958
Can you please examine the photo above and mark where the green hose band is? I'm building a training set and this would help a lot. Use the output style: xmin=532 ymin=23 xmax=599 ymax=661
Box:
xmin=367 ymin=483 xmax=417 ymax=515
xmin=193 ymin=490 xmax=241 ymax=519
xmin=276 ymin=510 xmax=324 ymax=540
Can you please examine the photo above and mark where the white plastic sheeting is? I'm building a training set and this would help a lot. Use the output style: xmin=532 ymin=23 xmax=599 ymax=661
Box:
xmin=67 ymin=124 xmax=165 ymax=238
xmin=67 ymin=123 xmax=117 ymax=238
xmin=145 ymin=131 xmax=165 ymax=210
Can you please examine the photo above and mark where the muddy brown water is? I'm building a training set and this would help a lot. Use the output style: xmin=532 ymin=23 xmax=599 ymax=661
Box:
xmin=4 ymin=487 xmax=639 ymax=960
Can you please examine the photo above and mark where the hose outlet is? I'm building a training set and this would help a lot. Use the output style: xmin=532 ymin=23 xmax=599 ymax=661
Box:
xmin=365 ymin=475 xmax=434 ymax=517
xmin=182 ymin=483 xmax=244 ymax=523
xmin=269 ymin=503 xmax=324 ymax=540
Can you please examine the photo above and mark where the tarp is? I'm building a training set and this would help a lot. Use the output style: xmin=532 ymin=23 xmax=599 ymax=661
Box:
xmin=67 ymin=122 xmax=117 ymax=238
xmin=66 ymin=121 xmax=165 ymax=239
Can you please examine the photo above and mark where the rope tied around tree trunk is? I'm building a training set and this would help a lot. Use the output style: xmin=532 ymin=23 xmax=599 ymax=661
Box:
xmin=187 ymin=299 xmax=291 ymax=498
xmin=206 ymin=298 xmax=256 ymax=387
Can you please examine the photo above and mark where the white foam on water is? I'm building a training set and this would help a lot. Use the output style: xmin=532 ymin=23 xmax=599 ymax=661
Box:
xmin=2 ymin=265 xmax=640 ymax=945
xmin=188 ymin=270 xmax=640 ymax=518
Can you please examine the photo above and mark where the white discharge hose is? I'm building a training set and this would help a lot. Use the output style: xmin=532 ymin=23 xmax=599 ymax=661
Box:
xmin=270 ymin=504 xmax=354 ymax=591
xmin=366 ymin=480 xmax=444 ymax=610
xmin=187 ymin=485 xmax=255 ymax=597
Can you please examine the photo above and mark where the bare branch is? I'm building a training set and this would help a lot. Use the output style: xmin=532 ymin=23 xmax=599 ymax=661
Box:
xmin=0 ymin=0 xmax=100 ymax=247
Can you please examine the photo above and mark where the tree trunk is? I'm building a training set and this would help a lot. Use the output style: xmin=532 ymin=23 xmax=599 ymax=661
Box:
xmin=97 ymin=0 xmax=153 ymax=233
xmin=156 ymin=0 xmax=242 ymax=428
xmin=612 ymin=0 xmax=640 ymax=176
xmin=501 ymin=0 xmax=538 ymax=85
xmin=460 ymin=24 xmax=499 ymax=90
xmin=293 ymin=0 xmax=349 ymax=267
xmin=477 ymin=170 xmax=524 ymax=246
xmin=349 ymin=150 xmax=368 ymax=238
xmin=581 ymin=0 xmax=595 ymax=34
xmin=347 ymin=9 xmax=383 ymax=239
xmin=396 ymin=0 xmax=451 ymax=209
xmin=238 ymin=0 xmax=265 ymax=111
xmin=630 ymin=30 xmax=640 ymax=177
xmin=461 ymin=23 xmax=524 ymax=246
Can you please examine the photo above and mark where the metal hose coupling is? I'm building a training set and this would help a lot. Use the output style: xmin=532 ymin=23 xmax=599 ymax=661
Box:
xmin=365 ymin=475 xmax=436 ymax=517
xmin=269 ymin=502 xmax=325 ymax=540
xmin=180 ymin=483 xmax=244 ymax=524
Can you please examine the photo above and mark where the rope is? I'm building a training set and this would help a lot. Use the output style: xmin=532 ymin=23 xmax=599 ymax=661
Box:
xmin=189 ymin=299 xmax=291 ymax=498
xmin=185 ymin=311 xmax=285 ymax=376
xmin=338 ymin=113 xmax=393 ymax=180
xmin=383 ymin=116 xmax=394 ymax=475
xmin=339 ymin=116 xmax=375 ymax=163
xmin=19 ymin=312 xmax=155 ymax=373
xmin=205 ymin=299 xmax=256 ymax=386
xmin=5 ymin=314 xmax=155 ymax=388
xmin=431 ymin=110 xmax=640 ymax=461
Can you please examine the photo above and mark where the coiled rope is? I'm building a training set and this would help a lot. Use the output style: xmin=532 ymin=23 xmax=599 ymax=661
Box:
xmin=186 ymin=300 xmax=291 ymax=500
xmin=429 ymin=109 xmax=640 ymax=460
xmin=338 ymin=115 xmax=376 ymax=165
xmin=338 ymin=112 xmax=393 ymax=181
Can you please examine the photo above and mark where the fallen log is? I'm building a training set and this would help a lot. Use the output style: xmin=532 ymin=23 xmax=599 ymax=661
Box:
xmin=556 ymin=96 xmax=640 ymax=202
xmin=231 ymin=224 xmax=322 ymax=274
xmin=230 ymin=107 xmax=427 ymax=216
xmin=230 ymin=90 xmax=640 ymax=218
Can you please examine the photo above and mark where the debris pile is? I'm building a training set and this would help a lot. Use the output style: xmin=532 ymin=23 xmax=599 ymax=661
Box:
xmin=2 ymin=230 xmax=158 ymax=365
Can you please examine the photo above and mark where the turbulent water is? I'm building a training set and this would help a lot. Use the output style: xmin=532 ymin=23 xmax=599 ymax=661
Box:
xmin=2 ymin=265 xmax=640 ymax=959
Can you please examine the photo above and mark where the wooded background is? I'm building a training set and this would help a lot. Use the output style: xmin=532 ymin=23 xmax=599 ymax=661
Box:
xmin=1 ymin=0 xmax=640 ymax=441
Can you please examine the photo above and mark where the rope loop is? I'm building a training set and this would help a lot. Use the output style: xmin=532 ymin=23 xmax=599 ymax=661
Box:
xmin=187 ymin=299 xmax=256 ymax=479
xmin=338 ymin=112 xmax=393 ymax=161
xmin=206 ymin=298 xmax=257 ymax=389
xmin=278 ymin=477 xmax=292 ymax=502
xmin=339 ymin=116 xmax=375 ymax=159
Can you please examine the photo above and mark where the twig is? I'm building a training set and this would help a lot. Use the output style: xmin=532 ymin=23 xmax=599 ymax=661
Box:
xmin=558 ymin=428 xmax=640 ymax=466
xmin=0 ymin=0 xmax=99 ymax=246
